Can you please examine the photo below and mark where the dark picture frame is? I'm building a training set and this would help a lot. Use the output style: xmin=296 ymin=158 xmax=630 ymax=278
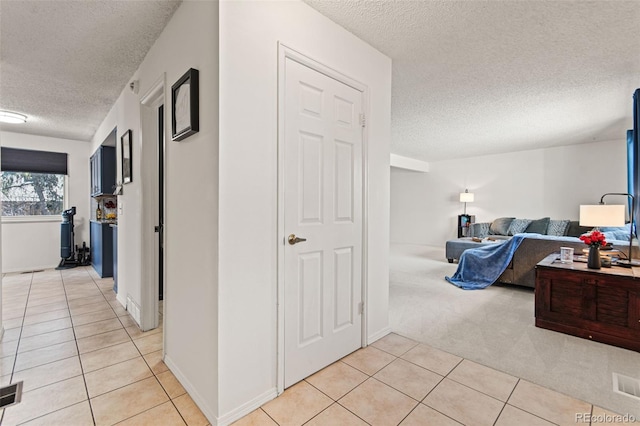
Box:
xmin=171 ymin=68 xmax=199 ymax=141
xmin=121 ymin=129 xmax=132 ymax=184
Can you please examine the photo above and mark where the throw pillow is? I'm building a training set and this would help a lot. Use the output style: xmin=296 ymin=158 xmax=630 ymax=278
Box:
xmin=470 ymin=222 xmax=490 ymax=238
xmin=547 ymin=219 xmax=570 ymax=236
xmin=565 ymin=221 xmax=592 ymax=237
xmin=601 ymin=224 xmax=632 ymax=241
xmin=507 ymin=218 xmax=532 ymax=235
xmin=489 ymin=217 xmax=515 ymax=235
xmin=525 ymin=217 xmax=550 ymax=234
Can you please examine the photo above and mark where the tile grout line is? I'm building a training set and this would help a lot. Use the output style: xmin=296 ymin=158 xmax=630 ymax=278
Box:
xmin=490 ymin=377 xmax=522 ymax=426
xmin=302 ymin=378 xmax=372 ymax=425
xmin=337 ymin=351 xmax=398 ymax=425
xmin=258 ymin=407 xmax=281 ymax=426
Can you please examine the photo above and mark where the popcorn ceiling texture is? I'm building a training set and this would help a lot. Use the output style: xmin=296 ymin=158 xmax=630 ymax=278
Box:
xmin=1 ymin=0 xmax=638 ymax=159
xmin=304 ymin=0 xmax=640 ymax=162
xmin=0 ymin=0 xmax=181 ymax=142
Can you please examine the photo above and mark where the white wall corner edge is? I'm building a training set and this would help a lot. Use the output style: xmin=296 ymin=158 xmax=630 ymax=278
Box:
xmin=367 ymin=326 xmax=391 ymax=346
xmin=216 ymin=387 xmax=278 ymax=426
xmin=164 ymin=354 xmax=219 ymax=425
xmin=390 ymin=154 xmax=430 ymax=173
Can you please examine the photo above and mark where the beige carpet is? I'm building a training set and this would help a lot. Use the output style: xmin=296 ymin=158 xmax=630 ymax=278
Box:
xmin=389 ymin=243 xmax=640 ymax=419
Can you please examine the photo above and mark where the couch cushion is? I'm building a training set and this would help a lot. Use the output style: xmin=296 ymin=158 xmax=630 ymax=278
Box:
xmin=565 ymin=220 xmax=592 ymax=237
xmin=525 ymin=217 xmax=550 ymax=234
xmin=508 ymin=218 xmax=532 ymax=235
xmin=489 ymin=217 xmax=515 ymax=235
xmin=547 ymin=219 xmax=570 ymax=236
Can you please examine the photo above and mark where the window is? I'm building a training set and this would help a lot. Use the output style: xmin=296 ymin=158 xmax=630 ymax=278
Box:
xmin=1 ymin=147 xmax=68 ymax=217
xmin=1 ymin=172 xmax=65 ymax=216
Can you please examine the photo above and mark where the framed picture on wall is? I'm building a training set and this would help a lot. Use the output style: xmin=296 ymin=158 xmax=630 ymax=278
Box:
xmin=121 ymin=129 xmax=132 ymax=184
xmin=171 ymin=68 xmax=199 ymax=141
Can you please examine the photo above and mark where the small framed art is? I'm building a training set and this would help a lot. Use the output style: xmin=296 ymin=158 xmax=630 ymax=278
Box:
xmin=171 ymin=68 xmax=199 ymax=141
xmin=121 ymin=129 xmax=132 ymax=184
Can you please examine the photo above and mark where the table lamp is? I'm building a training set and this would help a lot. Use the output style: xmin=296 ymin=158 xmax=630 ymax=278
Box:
xmin=580 ymin=192 xmax=639 ymax=267
xmin=459 ymin=189 xmax=474 ymax=215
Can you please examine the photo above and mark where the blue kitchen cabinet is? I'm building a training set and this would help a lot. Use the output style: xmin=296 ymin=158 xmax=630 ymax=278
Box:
xmin=90 ymin=221 xmax=113 ymax=278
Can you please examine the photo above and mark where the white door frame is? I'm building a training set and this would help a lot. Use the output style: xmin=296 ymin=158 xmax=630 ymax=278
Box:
xmin=139 ymin=75 xmax=166 ymax=333
xmin=276 ymin=43 xmax=370 ymax=394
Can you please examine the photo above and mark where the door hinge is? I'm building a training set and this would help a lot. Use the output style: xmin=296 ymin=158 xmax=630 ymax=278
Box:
xmin=358 ymin=302 xmax=364 ymax=315
xmin=359 ymin=113 xmax=366 ymax=128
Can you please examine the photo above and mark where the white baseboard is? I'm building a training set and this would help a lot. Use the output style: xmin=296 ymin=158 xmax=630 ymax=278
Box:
xmin=3 ymin=264 xmax=57 ymax=274
xmin=116 ymin=293 xmax=127 ymax=309
xmin=164 ymin=354 xmax=277 ymax=426
xmin=217 ymin=388 xmax=278 ymax=426
xmin=368 ymin=326 xmax=391 ymax=345
xmin=164 ymin=354 xmax=218 ymax=425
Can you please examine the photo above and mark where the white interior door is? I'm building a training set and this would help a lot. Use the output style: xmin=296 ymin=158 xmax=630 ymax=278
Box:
xmin=283 ymin=57 xmax=363 ymax=387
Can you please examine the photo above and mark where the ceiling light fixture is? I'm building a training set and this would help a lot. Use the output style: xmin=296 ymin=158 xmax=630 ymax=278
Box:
xmin=0 ymin=111 xmax=27 ymax=124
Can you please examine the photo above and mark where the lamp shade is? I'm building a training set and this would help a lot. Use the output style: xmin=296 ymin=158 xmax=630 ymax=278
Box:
xmin=579 ymin=205 xmax=625 ymax=227
xmin=459 ymin=192 xmax=474 ymax=203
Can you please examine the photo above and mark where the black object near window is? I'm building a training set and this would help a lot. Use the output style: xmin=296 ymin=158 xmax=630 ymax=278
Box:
xmin=1 ymin=147 xmax=67 ymax=175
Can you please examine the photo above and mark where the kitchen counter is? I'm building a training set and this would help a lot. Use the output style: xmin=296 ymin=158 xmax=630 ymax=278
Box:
xmin=91 ymin=219 xmax=117 ymax=225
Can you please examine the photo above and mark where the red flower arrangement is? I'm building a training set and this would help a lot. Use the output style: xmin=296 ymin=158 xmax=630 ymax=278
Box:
xmin=579 ymin=230 xmax=607 ymax=247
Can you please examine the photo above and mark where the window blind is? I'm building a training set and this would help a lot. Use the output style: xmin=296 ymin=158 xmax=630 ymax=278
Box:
xmin=1 ymin=147 xmax=68 ymax=175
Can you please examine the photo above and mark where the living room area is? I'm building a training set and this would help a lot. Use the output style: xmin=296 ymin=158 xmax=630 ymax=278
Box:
xmin=389 ymin=136 xmax=640 ymax=420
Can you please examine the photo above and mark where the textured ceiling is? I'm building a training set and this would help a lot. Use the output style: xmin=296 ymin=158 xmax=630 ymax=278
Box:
xmin=1 ymin=1 xmax=638 ymax=160
xmin=304 ymin=0 xmax=640 ymax=162
xmin=0 ymin=0 xmax=181 ymax=142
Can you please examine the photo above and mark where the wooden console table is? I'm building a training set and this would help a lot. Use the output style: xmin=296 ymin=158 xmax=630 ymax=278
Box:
xmin=535 ymin=254 xmax=640 ymax=352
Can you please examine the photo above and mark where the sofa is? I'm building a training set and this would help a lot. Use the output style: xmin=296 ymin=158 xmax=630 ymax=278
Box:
xmin=445 ymin=217 xmax=638 ymax=288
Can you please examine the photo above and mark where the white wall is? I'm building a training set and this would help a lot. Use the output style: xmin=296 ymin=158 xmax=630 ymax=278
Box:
xmin=391 ymin=139 xmax=627 ymax=246
xmin=1 ymin=132 xmax=91 ymax=272
xmin=218 ymin=1 xmax=391 ymax=422
xmin=87 ymin=2 xmax=390 ymax=424
xmin=89 ymin=1 xmax=219 ymax=421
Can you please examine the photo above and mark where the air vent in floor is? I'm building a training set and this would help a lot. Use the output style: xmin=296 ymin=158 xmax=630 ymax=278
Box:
xmin=613 ymin=373 xmax=640 ymax=401
xmin=0 ymin=382 xmax=23 ymax=409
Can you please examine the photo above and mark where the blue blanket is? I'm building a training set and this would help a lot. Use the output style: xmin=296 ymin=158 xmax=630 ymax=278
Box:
xmin=446 ymin=234 xmax=526 ymax=290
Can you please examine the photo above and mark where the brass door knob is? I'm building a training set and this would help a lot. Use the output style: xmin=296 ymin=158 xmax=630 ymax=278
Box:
xmin=288 ymin=234 xmax=307 ymax=245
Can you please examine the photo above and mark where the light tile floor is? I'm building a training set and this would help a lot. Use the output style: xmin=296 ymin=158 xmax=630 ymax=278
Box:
xmin=234 ymin=334 xmax=631 ymax=426
xmin=1 ymin=267 xmax=632 ymax=425
xmin=0 ymin=266 xmax=208 ymax=426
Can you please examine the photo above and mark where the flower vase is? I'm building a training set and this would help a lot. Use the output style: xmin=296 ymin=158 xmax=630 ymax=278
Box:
xmin=587 ymin=246 xmax=601 ymax=269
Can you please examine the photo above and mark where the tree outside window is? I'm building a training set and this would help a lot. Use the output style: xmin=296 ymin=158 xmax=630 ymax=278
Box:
xmin=1 ymin=172 xmax=64 ymax=216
